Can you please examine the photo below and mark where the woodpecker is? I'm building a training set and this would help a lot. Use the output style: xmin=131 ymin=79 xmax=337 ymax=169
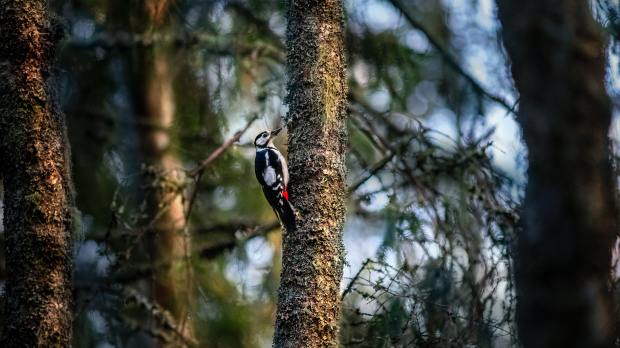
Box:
xmin=254 ymin=128 xmax=296 ymax=231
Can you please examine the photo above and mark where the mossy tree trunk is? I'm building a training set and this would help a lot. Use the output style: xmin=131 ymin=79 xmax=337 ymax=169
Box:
xmin=273 ymin=0 xmax=348 ymax=347
xmin=497 ymin=1 xmax=617 ymax=347
xmin=0 ymin=0 xmax=73 ymax=346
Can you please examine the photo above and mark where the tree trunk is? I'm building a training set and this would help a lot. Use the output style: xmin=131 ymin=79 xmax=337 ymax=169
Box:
xmin=130 ymin=2 xmax=193 ymax=345
xmin=497 ymin=1 xmax=617 ymax=347
xmin=0 ymin=1 xmax=73 ymax=346
xmin=273 ymin=1 xmax=348 ymax=347
xmin=134 ymin=45 xmax=193 ymax=346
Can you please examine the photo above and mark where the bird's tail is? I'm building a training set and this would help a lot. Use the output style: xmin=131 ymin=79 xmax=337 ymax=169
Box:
xmin=277 ymin=200 xmax=296 ymax=232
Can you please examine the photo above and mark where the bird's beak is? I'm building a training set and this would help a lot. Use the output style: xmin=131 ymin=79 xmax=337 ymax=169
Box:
xmin=271 ymin=127 xmax=283 ymax=137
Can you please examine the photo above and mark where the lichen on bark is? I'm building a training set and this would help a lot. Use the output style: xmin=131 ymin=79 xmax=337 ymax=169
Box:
xmin=273 ymin=0 xmax=348 ymax=347
xmin=0 ymin=0 xmax=73 ymax=346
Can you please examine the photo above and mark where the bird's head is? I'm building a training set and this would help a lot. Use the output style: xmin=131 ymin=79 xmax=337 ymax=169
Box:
xmin=254 ymin=127 xmax=282 ymax=148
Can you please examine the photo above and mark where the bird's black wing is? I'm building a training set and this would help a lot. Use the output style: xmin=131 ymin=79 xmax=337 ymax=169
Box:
xmin=255 ymin=149 xmax=283 ymax=188
xmin=255 ymin=148 xmax=295 ymax=231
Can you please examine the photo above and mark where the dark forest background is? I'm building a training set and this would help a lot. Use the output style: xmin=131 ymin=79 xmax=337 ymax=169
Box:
xmin=4 ymin=0 xmax=620 ymax=347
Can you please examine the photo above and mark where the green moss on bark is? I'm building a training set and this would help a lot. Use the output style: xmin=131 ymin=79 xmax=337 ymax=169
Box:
xmin=273 ymin=0 xmax=348 ymax=347
xmin=0 ymin=0 xmax=73 ymax=346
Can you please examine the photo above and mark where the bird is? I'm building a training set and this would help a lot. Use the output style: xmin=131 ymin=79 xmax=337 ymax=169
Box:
xmin=254 ymin=127 xmax=296 ymax=231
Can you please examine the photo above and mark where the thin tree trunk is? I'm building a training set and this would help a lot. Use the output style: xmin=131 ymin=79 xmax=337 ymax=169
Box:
xmin=497 ymin=1 xmax=617 ymax=347
xmin=134 ymin=46 xmax=193 ymax=345
xmin=273 ymin=1 xmax=348 ymax=347
xmin=131 ymin=2 xmax=193 ymax=345
xmin=0 ymin=1 xmax=73 ymax=346
xmin=106 ymin=0 xmax=193 ymax=344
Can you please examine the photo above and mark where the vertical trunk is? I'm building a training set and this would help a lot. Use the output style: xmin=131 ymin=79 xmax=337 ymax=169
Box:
xmin=130 ymin=1 xmax=193 ymax=345
xmin=134 ymin=46 xmax=193 ymax=344
xmin=497 ymin=1 xmax=617 ymax=347
xmin=0 ymin=0 xmax=73 ymax=346
xmin=273 ymin=1 xmax=348 ymax=347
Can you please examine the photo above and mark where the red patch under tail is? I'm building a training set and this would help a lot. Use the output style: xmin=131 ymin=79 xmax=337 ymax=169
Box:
xmin=282 ymin=187 xmax=289 ymax=201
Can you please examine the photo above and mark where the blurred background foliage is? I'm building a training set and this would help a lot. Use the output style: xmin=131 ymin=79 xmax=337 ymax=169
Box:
xmin=22 ymin=0 xmax=590 ymax=346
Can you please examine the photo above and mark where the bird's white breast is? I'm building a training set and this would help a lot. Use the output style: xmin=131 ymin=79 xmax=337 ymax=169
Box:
xmin=263 ymin=150 xmax=277 ymax=185
xmin=263 ymin=167 xmax=277 ymax=185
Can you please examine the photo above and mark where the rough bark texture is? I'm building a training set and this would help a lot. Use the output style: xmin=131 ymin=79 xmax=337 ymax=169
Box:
xmin=273 ymin=0 xmax=348 ymax=347
xmin=0 ymin=0 xmax=73 ymax=346
xmin=497 ymin=1 xmax=617 ymax=347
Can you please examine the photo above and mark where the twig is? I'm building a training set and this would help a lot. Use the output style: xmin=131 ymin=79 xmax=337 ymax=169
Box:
xmin=225 ymin=1 xmax=284 ymax=49
xmin=124 ymin=287 xmax=198 ymax=346
xmin=65 ymin=31 xmax=285 ymax=63
xmin=199 ymin=220 xmax=280 ymax=259
xmin=347 ymin=130 xmax=417 ymax=194
xmin=65 ymin=31 xmax=218 ymax=49
xmin=184 ymin=115 xmax=258 ymax=222
xmin=347 ymin=153 xmax=395 ymax=194
xmin=189 ymin=115 xmax=259 ymax=177
xmin=342 ymin=259 xmax=372 ymax=300
xmin=388 ymin=0 xmax=516 ymax=114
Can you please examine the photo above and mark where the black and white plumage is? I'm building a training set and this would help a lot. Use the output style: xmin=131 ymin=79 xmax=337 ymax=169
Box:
xmin=254 ymin=128 xmax=296 ymax=231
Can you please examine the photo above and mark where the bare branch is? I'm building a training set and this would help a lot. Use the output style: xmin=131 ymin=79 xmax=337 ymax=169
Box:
xmin=123 ymin=288 xmax=197 ymax=346
xmin=199 ymin=220 xmax=280 ymax=259
xmin=189 ymin=114 xmax=259 ymax=177
xmin=184 ymin=115 xmax=259 ymax=224
xmin=388 ymin=0 xmax=516 ymax=114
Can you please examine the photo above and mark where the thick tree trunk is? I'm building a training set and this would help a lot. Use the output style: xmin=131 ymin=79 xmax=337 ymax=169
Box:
xmin=273 ymin=1 xmax=348 ymax=347
xmin=0 ymin=0 xmax=73 ymax=346
xmin=497 ymin=1 xmax=617 ymax=347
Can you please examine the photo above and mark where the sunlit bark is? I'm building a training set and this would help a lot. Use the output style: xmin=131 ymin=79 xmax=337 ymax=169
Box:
xmin=0 ymin=0 xmax=73 ymax=345
xmin=272 ymin=0 xmax=348 ymax=347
